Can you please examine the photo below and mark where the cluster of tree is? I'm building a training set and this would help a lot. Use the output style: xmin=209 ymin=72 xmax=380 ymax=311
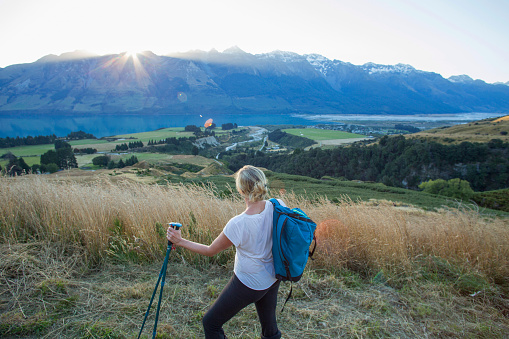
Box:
xmin=55 ymin=140 xmax=71 ymax=149
xmin=31 ymin=162 xmax=60 ymax=174
xmin=92 ymin=155 xmax=139 ymax=169
xmin=40 ymin=141 xmax=78 ymax=170
xmin=2 ymin=154 xmax=31 ymax=176
xmin=147 ymin=137 xmax=196 ymax=146
xmin=221 ymin=123 xmax=238 ymax=130
xmin=419 ymin=178 xmax=474 ymax=200
xmin=74 ymin=148 xmax=97 ymax=154
xmin=184 ymin=125 xmax=201 ymax=133
xmin=147 ymin=139 xmax=164 ymax=146
xmin=1 ymin=152 xmax=63 ymax=175
xmin=268 ymin=129 xmax=315 ymax=149
xmin=225 ymin=136 xmax=509 ymax=192
xmin=113 ymin=141 xmax=144 ymax=151
xmin=66 ymin=131 xmax=96 ymax=140
xmin=144 ymin=136 xmax=198 ymax=155
xmin=0 ymin=134 xmax=58 ymax=148
xmin=0 ymin=131 xmax=97 ymax=149
xmin=184 ymin=125 xmax=216 ymax=137
xmin=395 ymin=124 xmax=421 ymax=133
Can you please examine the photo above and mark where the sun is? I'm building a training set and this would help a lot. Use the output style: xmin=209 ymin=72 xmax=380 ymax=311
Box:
xmin=124 ymin=49 xmax=141 ymax=58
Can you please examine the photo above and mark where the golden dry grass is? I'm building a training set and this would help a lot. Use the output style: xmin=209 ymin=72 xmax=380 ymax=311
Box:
xmin=1 ymin=175 xmax=508 ymax=282
xmin=494 ymin=115 xmax=509 ymax=122
xmin=409 ymin=118 xmax=509 ymax=143
xmin=1 ymin=175 xmax=509 ymax=338
xmin=310 ymin=197 xmax=509 ymax=283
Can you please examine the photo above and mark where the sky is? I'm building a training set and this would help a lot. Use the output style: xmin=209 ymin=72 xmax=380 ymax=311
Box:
xmin=0 ymin=0 xmax=508 ymax=83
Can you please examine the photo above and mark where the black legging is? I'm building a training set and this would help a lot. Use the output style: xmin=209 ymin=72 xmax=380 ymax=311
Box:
xmin=202 ymin=274 xmax=281 ymax=339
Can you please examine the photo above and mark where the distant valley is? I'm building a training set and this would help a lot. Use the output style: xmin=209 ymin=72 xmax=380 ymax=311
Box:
xmin=1 ymin=48 xmax=509 ymax=116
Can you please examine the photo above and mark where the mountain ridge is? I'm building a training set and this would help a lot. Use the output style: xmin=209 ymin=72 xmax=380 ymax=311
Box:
xmin=0 ymin=49 xmax=508 ymax=115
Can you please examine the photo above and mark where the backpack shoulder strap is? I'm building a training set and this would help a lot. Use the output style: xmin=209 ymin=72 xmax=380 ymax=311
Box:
xmin=280 ymin=282 xmax=293 ymax=313
xmin=269 ymin=198 xmax=280 ymax=206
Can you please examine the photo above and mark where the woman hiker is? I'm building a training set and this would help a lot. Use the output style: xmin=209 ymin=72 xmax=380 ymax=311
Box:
xmin=167 ymin=165 xmax=284 ymax=339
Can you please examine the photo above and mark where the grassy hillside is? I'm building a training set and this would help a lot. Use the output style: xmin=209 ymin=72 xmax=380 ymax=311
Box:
xmin=282 ymin=128 xmax=365 ymax=140
xmin=472 ymin=188 xmax=509 ymax=212
xmin=410 ymin=116 xmax=509 ymax=144
xmin=282 ymin=128 xmax=371 ymax=148
xmin=160 ymin=169 xmax=507 ymax=215
xmin=1 ymin=175 xmax=508 ymax=338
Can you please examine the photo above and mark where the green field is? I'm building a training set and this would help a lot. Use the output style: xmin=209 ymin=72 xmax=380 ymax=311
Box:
xmin=0 ymin=126 xmax=247 ymax=169
xmin=113 ymin=127 xmax=195 ymax=142
xmin=0 ymin=144 xmax=54 ymax=167
xmin=282 ymin=128 xmax=365 ymax=140
xmin=69 ymin=139 xmax=109 ymax=146
xmin=0 ymin=144 xmax=55 ymax=158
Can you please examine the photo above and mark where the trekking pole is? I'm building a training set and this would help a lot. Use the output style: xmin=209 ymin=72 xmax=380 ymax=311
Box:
xmin=137 ymin=222 xmax=182 ymax=339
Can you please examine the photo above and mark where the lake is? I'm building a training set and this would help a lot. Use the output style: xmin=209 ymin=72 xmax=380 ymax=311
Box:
xmin=0 ymin=112 xmax=505 ymax=138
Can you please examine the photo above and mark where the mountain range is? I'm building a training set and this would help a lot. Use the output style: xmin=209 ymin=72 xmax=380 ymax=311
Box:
xmin=0 ymin=47 xmax=508 ymax=115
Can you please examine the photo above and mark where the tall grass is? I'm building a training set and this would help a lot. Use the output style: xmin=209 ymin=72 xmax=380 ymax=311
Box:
xmin=0 ymin=176 xmax=242 ymax=264
xmin=1 ymin=176 xmax=508 ymax=287
xmin=312 ymin=197 xmax=509 ymax=288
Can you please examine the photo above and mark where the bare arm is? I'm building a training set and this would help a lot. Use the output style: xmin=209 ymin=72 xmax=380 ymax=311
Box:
xmin=167 ymin=228 xmax=233 ymax=257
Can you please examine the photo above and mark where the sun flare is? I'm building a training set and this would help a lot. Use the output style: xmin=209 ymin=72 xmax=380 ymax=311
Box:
xmin=124 ymin=50 xmax=141 ymax=58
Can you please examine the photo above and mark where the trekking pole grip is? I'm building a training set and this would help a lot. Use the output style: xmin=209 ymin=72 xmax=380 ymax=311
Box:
xmin=167 ymin=222 xmax=182 ymax=247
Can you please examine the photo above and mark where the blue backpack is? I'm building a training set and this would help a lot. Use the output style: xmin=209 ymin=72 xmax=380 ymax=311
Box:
xmin=270 ymin=198 xmax=317 ymax=282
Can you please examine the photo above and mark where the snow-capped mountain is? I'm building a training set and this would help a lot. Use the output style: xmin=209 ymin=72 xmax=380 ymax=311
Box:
xmin=361 ymin=62 xmax=417 ymax=75
xmin=0 ymin=48 xmax=508 ymax=115
xmin=448 ymin=75 xmax=476 ymax=83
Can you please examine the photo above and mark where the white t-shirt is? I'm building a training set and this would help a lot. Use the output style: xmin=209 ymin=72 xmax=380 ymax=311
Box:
xmin=223 ymin=199 xmax=286 ymax=290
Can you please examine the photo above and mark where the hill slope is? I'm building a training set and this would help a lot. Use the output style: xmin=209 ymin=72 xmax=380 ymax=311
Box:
xmin=410 ymin=116 xmax=509 ymax=143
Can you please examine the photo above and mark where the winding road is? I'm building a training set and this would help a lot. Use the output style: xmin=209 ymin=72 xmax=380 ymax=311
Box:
xmin=217 ymin=126 xmax=268 ymax=159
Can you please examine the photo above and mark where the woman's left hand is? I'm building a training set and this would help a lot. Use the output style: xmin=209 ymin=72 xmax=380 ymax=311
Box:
xmin=167 ymin=226 xmax=183 ymax=245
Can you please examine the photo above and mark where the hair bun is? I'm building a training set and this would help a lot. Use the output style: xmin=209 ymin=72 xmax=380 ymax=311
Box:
xmin=235 ymin=165 xmax=268 ymax=202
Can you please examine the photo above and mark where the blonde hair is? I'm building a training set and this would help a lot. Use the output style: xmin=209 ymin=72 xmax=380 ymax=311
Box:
xmin=235 ymin=165 xmax=268 ymax=202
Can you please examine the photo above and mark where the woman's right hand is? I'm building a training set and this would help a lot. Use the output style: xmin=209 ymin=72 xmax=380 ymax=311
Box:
xmin=167 ymin=226 xmax=183 ymax=245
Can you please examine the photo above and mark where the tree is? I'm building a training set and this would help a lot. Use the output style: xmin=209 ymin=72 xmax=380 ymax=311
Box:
xmin=6 ymin=159 xmax=23 ymax=176
xmin=115 ymin=143 xmax=129 ymax=151
xmin=41 ymin=147 xmax=78 ymax=170
xmin=45 ymin=163 xmax=60 ymax=173
xmin=92 ymin=155 xmax=110 ymax=167
xmin=57 ymin=147 xmax=78 ymax=169
xmin=185 ymin=125 xmax=201 ymax=133
xmin=55 ymin=140 xmax=71 ymax=149
xmin=419 ymin=178 xmax=474 ymax=200
xmin=18 ymin=157 xmax=30 ymax=173
xmin=66 ymin=131 xmax=96 ymax=140
xmin=222 ymin=123 xmax=237 ymax=130
xmin=41 ymin=150 xmax=58 ymax=166
xmin=125 ymin=155 xmax=139 ymax=166
xmin=5 ymin=156 xmax=32 ymax=175
xmin=395 ymin=124 xmax=420 ymax=133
